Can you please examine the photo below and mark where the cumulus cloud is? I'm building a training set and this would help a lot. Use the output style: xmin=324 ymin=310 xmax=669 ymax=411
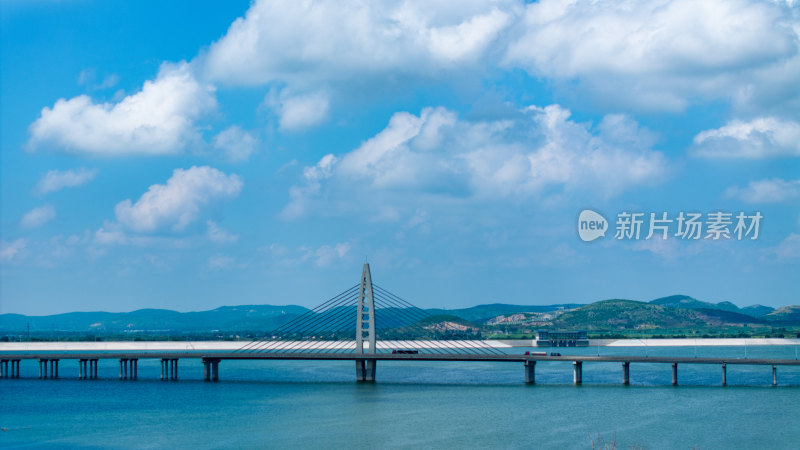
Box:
xmin=20 ymin=205 xmax=56 ymax=229
xmin=29 ymin=62 xmax=217 ymax=155
xmin=725 ymin=178 xmax=800 ymax=203
xmin=203 ymin=0 xmax=515 ymax=85
xmin=271 ymin=91 xmax=331 ymax=131
xmin=1 ymin=239 xmax=27 ymax=262
xmin=691 ymin=117 xmax=800 ymax=158
xmin=284 ymin=104 xmax=668 ymax=219
xmin=114 ymin=166 xmax=243 ymax=233
xmin=504 ymin=0 xmax=800 ymax=112
xmin=212 ymin=126 xmax=258 ymax=162
xmin=35 ymin=168 xmax=97 ymax=194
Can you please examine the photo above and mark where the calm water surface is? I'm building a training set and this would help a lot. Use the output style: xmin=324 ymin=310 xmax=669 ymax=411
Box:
xmin=2 ymin=345 xmax=799 ymax=449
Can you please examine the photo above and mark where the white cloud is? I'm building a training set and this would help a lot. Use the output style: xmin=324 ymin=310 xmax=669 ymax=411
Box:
xmin=273 ymin=91 xmax=330 ymax=131
xmin=314 ymin=243 xmax=351 ymax=267
xmin=1 ymin=239 xmax=27 ymax=262
xmin=504 ymin=0 xmax=800 ymax=112
xmin=725 ymin=178 xmax=800 ymax=203
xmin=212 ymin=126 xmax=258 ymax=162
xmin=20 ymin=205 xmax=56 ymax=229
xmin=767 ymin=233 xmax=800 ymax=260
xmin=284 ymin=104 xmax=668 ymax=219
xmin=203 ymin=0 xmax=515 ymax=86
xmin=114 ymin=166 xmax=243 ymax=233
xmin=94 ymin=226 xmax=129 ymax=246
xmin=36 ymin=168 xmax=97 ymax=194
xmin=692 ymin=117 xmax=800 ymax=158
xmin=206 ymin=220 xmax=239 ymax=243
xmin=29 ymin=62 xmax=217 ymax=155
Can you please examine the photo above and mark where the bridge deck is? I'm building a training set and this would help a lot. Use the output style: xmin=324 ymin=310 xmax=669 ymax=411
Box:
xmin=2 ymin=351 xmax=799 ymax=365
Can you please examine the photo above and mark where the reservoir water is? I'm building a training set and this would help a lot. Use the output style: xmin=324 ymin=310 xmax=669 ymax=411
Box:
xmin=2 ymin=344 xmax=799 ymax=449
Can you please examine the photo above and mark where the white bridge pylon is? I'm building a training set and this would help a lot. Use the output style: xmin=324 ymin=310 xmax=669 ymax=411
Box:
xmin=355 ymin=263 xmax=376 ymax=355
xmin=234 ymin=263 xmax=510 ymax=358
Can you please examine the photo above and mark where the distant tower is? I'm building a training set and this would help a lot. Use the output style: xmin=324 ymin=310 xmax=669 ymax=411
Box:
xmin=355 ymin=263 xmax=376 ymax=354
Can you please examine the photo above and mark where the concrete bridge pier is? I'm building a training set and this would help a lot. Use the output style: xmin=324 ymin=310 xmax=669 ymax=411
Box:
xmin=573 ymin=361 xmax=582 ymax=385
xmin=671 ymin=363 xmax=678 ymax=386
xmin=355 ymin=359 xmax=376 ymax=382
xmin=622 ymin=362 xmax=630 ymax=385
xmin=79 ymin=359 xmax=99 ymax=379
xmin=38 ymin=359 xmax=58 ymax=379
xmin=524 ymin=360 xmax=536 ymax=384
xmin=4 ymin=359 xmax=21 ymax=378
xmin=119 ymin=359 xmax=127 ymax=380
xmin=773 ymin=365 xmax=777 ymax=386
xmin=202 ymin=358 xmax=220 ymax=382
xmin=721 ymin=363 xmax=727 ymax=386
xmin=160 ymin=358 xmax=178 ymax=380
xmin=79 ymin=359 xmax=87 ymax=379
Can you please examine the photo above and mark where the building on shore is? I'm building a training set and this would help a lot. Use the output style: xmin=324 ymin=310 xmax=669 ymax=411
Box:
xmin=534 ymin=330 xmax=589 ymax=347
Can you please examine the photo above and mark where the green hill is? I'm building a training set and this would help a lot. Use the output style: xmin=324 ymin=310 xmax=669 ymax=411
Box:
xmin=650 ymin=295 xmax=775 ymax=318
xmin=551 ymin=299 xmax=766 ymax=331
xmin=765 ymin=306 xmax=800 ymax=323
xmin=426 ymin=303 xmax=581 ymax=322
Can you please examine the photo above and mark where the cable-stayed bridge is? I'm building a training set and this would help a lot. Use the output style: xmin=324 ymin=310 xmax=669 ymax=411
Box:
xmin=2 ymin=263 xmax=799 ymax=385
xmin=235 ymin=263 xmax=507 ymax=360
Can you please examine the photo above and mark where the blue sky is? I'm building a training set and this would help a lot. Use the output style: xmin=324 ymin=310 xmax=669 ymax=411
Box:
xmin=1 ymin=0 xmax=799 ymax=315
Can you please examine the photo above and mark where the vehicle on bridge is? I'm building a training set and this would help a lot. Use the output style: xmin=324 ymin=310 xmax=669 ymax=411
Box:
xmin=392 ymin=350 xmax=419 ymax=354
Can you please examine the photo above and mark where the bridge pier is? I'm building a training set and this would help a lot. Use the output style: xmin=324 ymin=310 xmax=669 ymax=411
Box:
xmin=161 ymin=358 xmax=178 ymax=380
xmin=202 ymin=358 xmax=220 ymax=382
xmin=355 ymin=359 xmax=376 ymax=382
xmin=79 ymin=359 xmax=99 ymax=379
xmin=573 ymin=361 xmax=582 ymax=385
xmin=38 ymin=359 xmax=59 ymax=379
xmin=721 ymin=363 xmax=726 ymax=386
xmin=671 ymin=363 xmax=678 ymax=386
xmin=3 ymin=359 xmax=21 ymax=378
xmin=524 ymin=360 xmax=536 ymax=384
xmin=773 ymin=365 xmax=777 ymax=386
xmin=622 ymin=362 xmax=630 ymax=385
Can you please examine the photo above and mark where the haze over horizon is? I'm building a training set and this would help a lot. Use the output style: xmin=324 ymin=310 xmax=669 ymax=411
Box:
xmin=2 ymin=0 xmax=799 ymax=315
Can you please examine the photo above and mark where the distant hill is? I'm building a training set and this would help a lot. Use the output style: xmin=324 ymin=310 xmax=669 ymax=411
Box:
xmin=650 ymin=295 xmax=775 ymax=318
xmin=2 ymin=296 xmax=797 ymax=336
xmin=426 ymin=303 xmax=582 ymax=323
xmin=550 ymin=299 xmax=771 ymax=331
xmin=740 ymin=305 xmax=775 ymax=317
xmin=765 ymin=306 xmax=800 ymax=323
xmin=0 ymin=305 xmax=308 ymax=333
